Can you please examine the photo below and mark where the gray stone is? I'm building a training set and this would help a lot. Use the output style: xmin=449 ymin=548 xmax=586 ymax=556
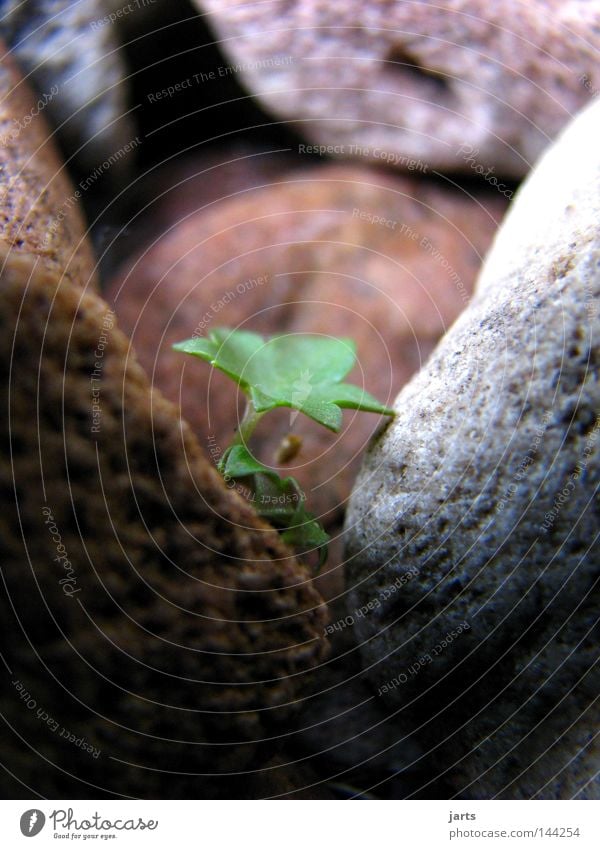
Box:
xmin=344 ymin=97 xmax=600 ymax=799
xmin=195 ymin=0 xmax=600 ymax=178
xmin=0 ymin=0 xmax=134 ymax=182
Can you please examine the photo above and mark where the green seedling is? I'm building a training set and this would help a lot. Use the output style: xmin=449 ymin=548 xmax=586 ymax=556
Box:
xmin=173 ymin=327 xmax=394 ymax=567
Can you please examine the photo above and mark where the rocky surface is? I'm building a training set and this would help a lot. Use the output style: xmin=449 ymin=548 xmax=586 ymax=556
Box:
xmin=0 ymin=0 xmax=134 ymax=185
xmin=0 ymin=40 xmax=96 ymax=288
xmin=291 ymin=626 xmax=424 ymax=798
xmin=0 ymin=246 xmax=329 ymax=797
xmin=195 ymin=0 xmax=600 ymax=178
xmin=0 ymin=64 xmax=328 ymax=797
xmin=107 ymin=160 xmax=507 ymax=588
xmin=344 ymin=98 xmax=600 ymax=798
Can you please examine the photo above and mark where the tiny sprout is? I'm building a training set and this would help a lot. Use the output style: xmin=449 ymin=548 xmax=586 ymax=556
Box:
xmin=173 ymin=327 xmax=394 ymax=567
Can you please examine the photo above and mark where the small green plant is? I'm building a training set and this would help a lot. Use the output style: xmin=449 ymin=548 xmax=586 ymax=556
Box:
xmin=173 ymin=328 xmax=394 ymax=566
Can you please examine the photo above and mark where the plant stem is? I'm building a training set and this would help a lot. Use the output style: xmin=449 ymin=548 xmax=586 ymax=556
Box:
xmin=234 ymin=401 xmax=264 ymax=446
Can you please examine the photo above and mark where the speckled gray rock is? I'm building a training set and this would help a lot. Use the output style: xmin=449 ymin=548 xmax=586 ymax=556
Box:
xmin=0 ymin=0 xmax=134 ymax=182
xmin=195 ymin=0 xmax=600 ymax=178
xmin=344 ymin=97 xmax=600 ymax=799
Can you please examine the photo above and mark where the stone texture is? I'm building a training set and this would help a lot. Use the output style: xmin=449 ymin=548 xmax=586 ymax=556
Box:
xmin=195 ymin=0 xmax=600 ymax=178
xmin=0 ymin=247 xmax=328 ymax=797
xmin=0 ymin=40 xmax=96 ymax=288
xmin=344 ymin=98 xmax=600 ymax=799
xmin=292 ymin=626 xmax=424 ymax=797
xmin=106 ymin=161 xmax=506 ymax=586
xmin=0 ymin=64 xmax=328 ymax=792
xmin=0 ymin=0 xmax=134 ymax=184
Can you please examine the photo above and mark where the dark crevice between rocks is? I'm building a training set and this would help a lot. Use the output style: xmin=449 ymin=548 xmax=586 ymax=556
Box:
xmin=96 ymin=0 xmax=310 ymax=280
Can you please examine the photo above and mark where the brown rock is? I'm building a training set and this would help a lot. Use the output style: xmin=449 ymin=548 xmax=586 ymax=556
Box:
xmin=194 ymin=0 xmax=600 ymax=177
xmin=0 ymin=62 xmax=327 ymax=794
xmin=0 ymin=247 xmax=328 ymax=797
xmin=107 ymin=162 xmax=507 ymax=588
xmin=0 ymin=41 xmax=96 ymax=288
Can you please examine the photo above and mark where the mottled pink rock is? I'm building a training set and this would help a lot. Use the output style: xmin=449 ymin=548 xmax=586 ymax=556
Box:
xmin=194 ymin=0 xmax=600 ymax=177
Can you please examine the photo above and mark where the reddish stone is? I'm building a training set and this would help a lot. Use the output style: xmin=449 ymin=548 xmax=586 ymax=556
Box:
xmin=194 ymin=0 xmax=600 ymax=178
xmin=108 ymin=162 xmax=507 ymax=587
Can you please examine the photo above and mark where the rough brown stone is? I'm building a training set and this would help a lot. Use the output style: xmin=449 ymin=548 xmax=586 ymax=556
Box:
xmin=0 ymin=40 xmax=96 ymax=288
xmin=107 ymin=162 xmax=506 ymax=588
xmin=0 ymin=51 xmax=329 ymax=799
xmin=0 ymin=246 xmax=328 ymax=796
xmin=195 ymin=0 xmax=600 ymax=178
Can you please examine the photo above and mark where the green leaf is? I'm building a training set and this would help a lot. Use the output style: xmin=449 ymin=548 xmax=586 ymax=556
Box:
xmin=221 ymin=444 xmax=272 ymax=479
xmin=252 ymin=473 xmax=304 ymax=524
xmin=253 ymin=473 xmax=329 ymax=566
xmin=173 ymin=326 xmax=394 ymax=570
xmin=318 ymin=381 xmax=395 ymax=413
xmin=281 ymin=505 xmax=330 ymax=570
xmin=172 ymin=329 xmax=264 ymax=389
xmin=173 ymin=328 xmax=394 ymax=431
xmin=218 ymin=446 xmax=330 ymax=561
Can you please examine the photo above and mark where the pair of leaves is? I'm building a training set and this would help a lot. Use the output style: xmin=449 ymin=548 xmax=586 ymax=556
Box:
xmin=220 ymin=444 xmax=329 ymax=568
xmin=174 ymin=327 xmax=395 ymax=568
xmin=173 ymin=328 xmax=394 ymax=432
